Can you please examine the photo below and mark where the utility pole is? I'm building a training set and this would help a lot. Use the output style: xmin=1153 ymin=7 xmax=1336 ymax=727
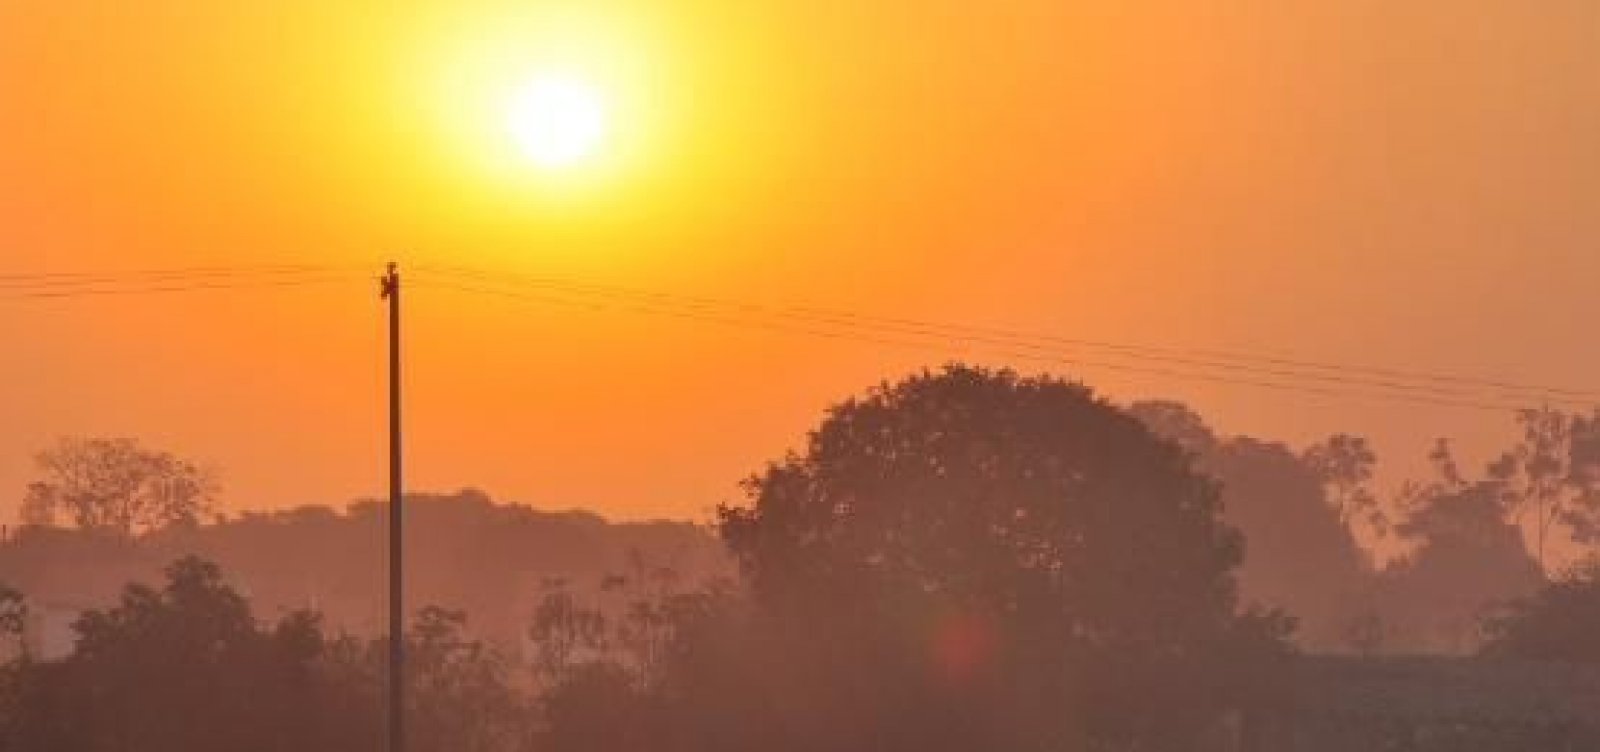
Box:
xmin=380 ymin=262 xmax=404 ymax=752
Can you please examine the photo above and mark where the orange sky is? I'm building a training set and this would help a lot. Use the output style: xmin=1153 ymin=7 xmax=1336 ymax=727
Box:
xmin=2 ymin=0 xmax=1597 ymax=522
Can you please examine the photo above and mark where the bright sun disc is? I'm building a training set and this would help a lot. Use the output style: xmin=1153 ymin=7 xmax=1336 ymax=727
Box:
xmin=504 ymin=75 xmax=607 ymax=168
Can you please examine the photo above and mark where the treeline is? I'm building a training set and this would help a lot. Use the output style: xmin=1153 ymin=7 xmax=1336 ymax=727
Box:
xmin=9 ymin=373 xmax=1600 ymax=658
xmin=1129 ymin=401 xmax=1581 ymax=654
xmin=4 ymin=366 xmax=1600 ymax=751
xmin=0 ymin=488 xmax=726 ymax=651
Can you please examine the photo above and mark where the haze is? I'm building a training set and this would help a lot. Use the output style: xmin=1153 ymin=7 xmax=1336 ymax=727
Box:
xmin=2 ymin=0 xmax=1596 ymax=521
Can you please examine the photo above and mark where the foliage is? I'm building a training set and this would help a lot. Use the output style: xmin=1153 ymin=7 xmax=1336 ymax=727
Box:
xmin=405 ymin=607 xmax=531 ymax=752
xmin=0 ymin=585 xmax=24 ymax=646
xmin=1131 ymin=400 xmax=1371 ymax=651
xmin=0 ymin=490 xmax=728 ymax=651
xmin=528 ymin=580 xmax=609 ymax=686
xmin=1485 ymin=408 xmax=1600 ymax=568
xmin=527 ymin=559 xmax=729 ymax=690
xmin=708 ymin=365 xmax=1292 ymax=751
xmin=1302 ymin=433 xmax=1384 ymax=537
xmin=1379 ymin=440 xmax=1544 ymax=652
xmin=0 ymin=556 xmax=362 ymax=752
xmin=20 ymin=437 xmax=217 ymax=537
xmin=1481 ymin=558 xmax=1600 ymax=663
xmin=0 ymin=557 xmax=531 ymax=752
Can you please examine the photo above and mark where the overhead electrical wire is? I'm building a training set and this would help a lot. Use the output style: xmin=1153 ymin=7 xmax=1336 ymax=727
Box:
xmin=408 ymin=273 xmax=1559 ymax=414
xmin=411 ymin=264 xmax=1597 ymax=410
xmin=0 ymin=264 xmax=368 ymax=299
xmin=4 ymin=261 xmax=1592 ymax=413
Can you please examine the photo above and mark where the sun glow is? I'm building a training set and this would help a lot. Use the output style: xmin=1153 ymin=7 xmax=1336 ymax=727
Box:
xmin=504 ymin=74 xmax=608 ymax=169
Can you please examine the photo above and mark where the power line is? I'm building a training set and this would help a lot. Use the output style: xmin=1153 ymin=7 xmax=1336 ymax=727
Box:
xmin=413 ymin=263 xmax=1596 ymax=403
xmin=0 ymin=272 xmax=365 ymax=300
xmin=0 ymin=263 xmax=361 ymax=286
xmin=4 ymin=260 xmax=1590 ymax=413
xmin=409 ymin=277 xmax=1544 ymax=414
xmin=411 ymin=265 xmax=1597 ymax=409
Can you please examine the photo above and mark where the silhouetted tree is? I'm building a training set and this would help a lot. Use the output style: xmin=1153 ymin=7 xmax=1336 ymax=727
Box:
xmin=0 ymin=557 xmax=539 ymax=752
xmin=709 ymin=365 xmax=1292 ymax=751
xmin=539 ymin=661 xmax=656 ymax=752
xmin=0 ymin=557 xmax=371 ymax=752
xmin=1486 ymin=408 xmax=1600 ymax=570
xmin=1207 ymin=437 xmax=1370 ymax=650
xmin=528 ymin=579 xmax=609 ymax=687
xmin=403 ymin=607 xmax=530 ymax=752
xmin=527 ymin=560 xmax=729 ymax=693
xmin=0 ymin=585 xmax=23 ymax=649
xmin=0 ymin=489 xmax=727 ymax=653
xmin=20 ymin=438 xmax=217 ymax=537
xmin=1379 ymin=440 xmax=1544 ymax=652
xmin=1130 ymin=401 xmax=1370 ymax=651
xmin=1303 ymin=433 xmax=1384 ymax=538
xmin=532 ymin=576 xmax=729 ymax=752
xmin=1481 ymin=557 xmax=1600 ymax=663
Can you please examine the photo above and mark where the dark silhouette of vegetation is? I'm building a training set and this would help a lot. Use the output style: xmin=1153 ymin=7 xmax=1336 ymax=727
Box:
xmin=0 ymin=490 xmax=726 ymax=651
xmin=1284 ymin=656 xmax=1600 ymax=751
xmin=1376 ymin=440 xmax=1545 ymax=652
xmin=1481 ymin=558 xmax=1600 ymax=663
xmin=7 ymin=369 xmax=1600 ymax=751
xmin=1485 ymin=408 xmax=1600 ymax=569
xmin=0 ymin=584 xmax=23 ymax=664
xmin=1302 ymin=433 xmax=1383 ymax=539
xmin=1130 ymin=401 xmax=1369 ymax=650
xmin=0 ymin=558 xmax=536 ymax=752
xmin=0 ymin=557 xmax=371 ymax=751
xmin=20 ymin=438 xmax=217 ymax=537
xmin=0 ymin=586 xmax=22 ymax=641
xmin=695 ymin=366 xmax=1294 ymax=750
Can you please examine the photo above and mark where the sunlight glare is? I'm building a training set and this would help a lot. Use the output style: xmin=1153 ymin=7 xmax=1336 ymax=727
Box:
xmin=504 ymin=74 xmax=608 ymax=169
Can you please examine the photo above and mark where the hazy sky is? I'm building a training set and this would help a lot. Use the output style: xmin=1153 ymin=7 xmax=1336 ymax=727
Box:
xmin=2 ymin=1 xmax=1596 ymax=522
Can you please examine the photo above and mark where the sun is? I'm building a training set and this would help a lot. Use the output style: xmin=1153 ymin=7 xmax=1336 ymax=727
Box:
xmin=504 ymin=74 xmax=608 ymax=169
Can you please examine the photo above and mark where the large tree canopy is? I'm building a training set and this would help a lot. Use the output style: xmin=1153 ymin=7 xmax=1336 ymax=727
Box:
xmin=713 ymin=365 xmax=1289 ymax=751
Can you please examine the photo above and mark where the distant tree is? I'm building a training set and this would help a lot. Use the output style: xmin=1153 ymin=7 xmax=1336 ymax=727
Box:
xmin=0 ymin=557 xmax=366 ymax=752
xmin=20 ymin=438 xmax=217 ymax=537
xmin=1130 ymin=402 xmax=1371 ymax=651
xmin=1481 ymin=557 xmax=1600 ymax=662
xmin=0 ymin=585 xmax=24 ymax=659
xmin=1490 ymin=409 xmax=1570 ymax=570
xmin=528 ymin=559 xmax=727 ymax=693
xmin=1486 ymin=408 xmax=1600 ymax=570
xmin=715 ymin=365 xmax=1293 ymax=751
xmin=1565 ymin=410 xmax=1600 ymax=542
xmin=539 ymin=661 xmax=655 ymax=752
xmin=405 ymin=607 xmax=530 ymax=752
xmin=528 ymin=580 xmax=609 ymax=687
xmin=0 ymin=557 xmax=537 ymax=752
xmin=1206 ymin=436 xmax=1371 ymax=649
xmin=0 ymin=586 xmax=23 ymax=641
xmin=533 ymin=572 xmax=729 ymax=752
xmin=0 ymin=489 xmax=727 ymax=661
xmin=0 ymin=588 xmax=22 ymax=750
xmin=1380 ymin=440 xmax=1544 ymax=652
xmin=1302 ymin=433 xmax=1384 ymax=538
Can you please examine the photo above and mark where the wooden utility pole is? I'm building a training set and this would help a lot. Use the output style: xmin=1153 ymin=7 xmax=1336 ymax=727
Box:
xmin=380 ymin=262 xmax=404 ymax=752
